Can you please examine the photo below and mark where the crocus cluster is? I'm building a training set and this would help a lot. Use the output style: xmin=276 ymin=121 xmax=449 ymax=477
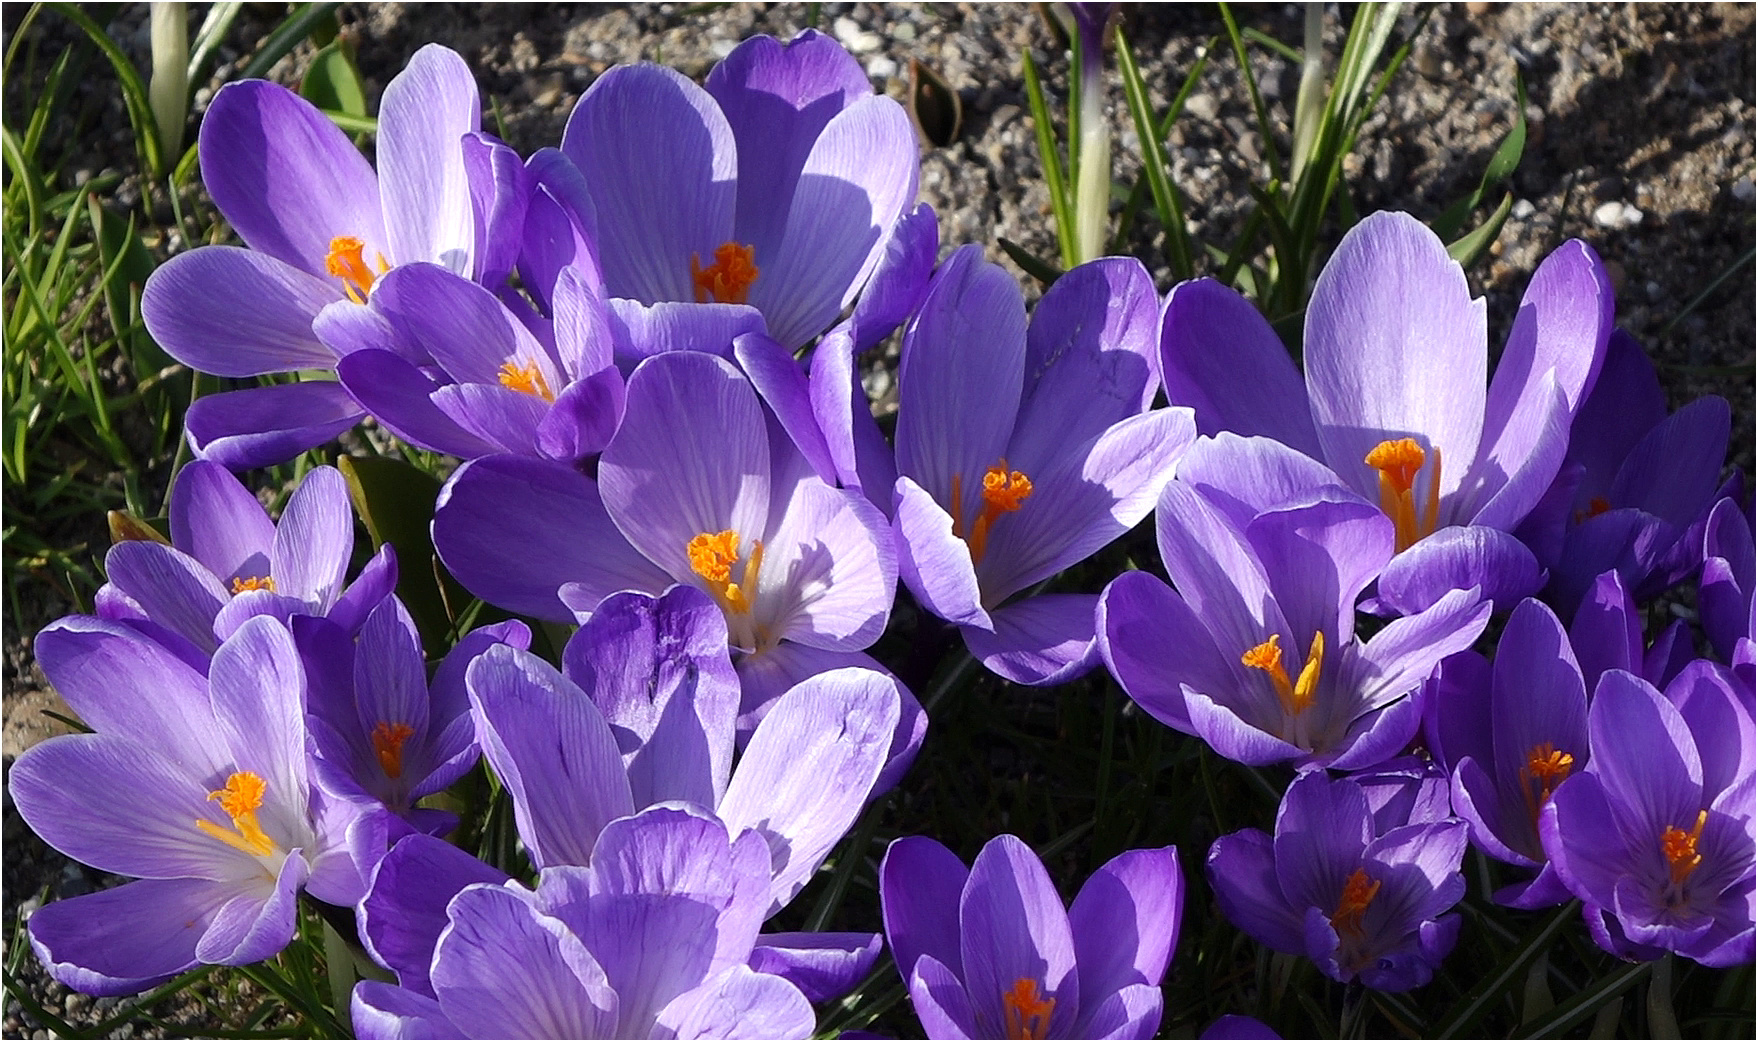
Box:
xmin=15 ymin=18 xmax=1752 ymax=1041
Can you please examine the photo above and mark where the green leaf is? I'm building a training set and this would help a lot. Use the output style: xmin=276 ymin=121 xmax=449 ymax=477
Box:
xmin=1434 ymin=900 xmax=1577 ymax=1038
xmin=1445 ymin=191 xmax=1513 ymax=270
xmin=1517 ymin=960 xmax=1651 ymax=1038
xmin=997 ymin=236 xmax=1064 ymax=287
xmin=45 ymin=2 xmax=165 ymax=178
xmin=1432 ymin=73 xmax=1526 ymax=243
xmin=337 ymin=454 xmax=468 ymax=659
xmin=300 ymin=39 xmax=367 ymax=118
xmin=238 ymin=2 xmax=344 ymax=82
xmin=1021 ymin=49 xmax=1077 ymax=271
xmin=1114 ymin=26 xmax=1193 ymax=279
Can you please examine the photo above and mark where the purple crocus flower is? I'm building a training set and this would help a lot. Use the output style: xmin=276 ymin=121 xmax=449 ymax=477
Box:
xmin=433 ymin=349 xmax=903 ymax=730
xmin=880 ymin=834 xmax=1183 ymax=1039
xmin=890 ymin=248 xmax=1196 ymax=685
xmin=1522 ymin=330 xmax=1732 ymax=616
xmin=141 ymin=45 xmax=489 ymax=468
xmin=97 ymin=461 xmax=395 ymax=658
xmin=1541 ymin=664 xmax=1755 ymax=967
xmin=351 ymin=805 xmax=815 ymax=1039
xmin=11 ymin=615 xmax=366 ymax=994
xmin=1701 ymin=496 xmax=1755 ymax=670
xmin=1207 ymin=769 xmax=1468 ymax=992
xmin=1161 ymin=210 xmax=1614 ymax=614
xmin=295 ymin=596 xmax=529 ymax=838
xmin=1423 ymin=598 xmax=1588 ymax=908
xmin=559 ymin=29 xmax=918 ymax=352
xmin=1099 ymin=434 xmax=1490 ymax=769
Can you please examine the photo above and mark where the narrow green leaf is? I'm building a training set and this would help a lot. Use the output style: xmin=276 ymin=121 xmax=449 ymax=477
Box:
xmin=237 ymin=2 xmax=344 ymax=82
xmin=1114 ymin=26 xmax=1192 ymax=278
xmin=1217 ymin=3 xmax=1283 ymax=182
xmin=1445 ymin=191 xmax=1514 ymax=270
xmin=1517 ymin=960 xmax=1651 ymax=1038
xmin=1021 ymin=49 xmax=1077 ymax=270
xmin=336 ymin=454 xmax=468 ymax=659
xmin=186 ymin=1 xmax=243 ymax=84
xmin=46 ymin=2 xmax=165 ymax=178
xmin=300 ymin=40 xmax=367 ymax=118
xmin=1434 ymin=900 xmax=1577 ymax=1037
xmin=997 ymin=236 xmax=1064 ymax=287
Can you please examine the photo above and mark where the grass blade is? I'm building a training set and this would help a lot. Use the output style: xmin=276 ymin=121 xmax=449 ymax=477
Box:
xmin=1021 ymin=49 xmax=1077 ymax=270
xmin=1434 ymin=901 xmax=1578 ymax=1038
xmin=45 ymin=2 xmax=164 ymax=179
xmin=1114 ymin=25 xmax=1193 ymax=278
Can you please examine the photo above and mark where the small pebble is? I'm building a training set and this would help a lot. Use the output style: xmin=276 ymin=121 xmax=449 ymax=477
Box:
xmin=709 ymin=39 xmax=736 ymax=59
xmin=891 ymin=22 xmax=917 ymax=42
xmin=865 ymin=55 xmax=897 ymax=79
xmin=1591 ymin=201 xmax=1642 ymax=229
xmin=1511 ymin=198 xmax=1536 ymax=219
xmin=1184 ymin=93 xmax=1218 ymax=121
xmin=1733 ymin=177 xmax=1754 ymax=203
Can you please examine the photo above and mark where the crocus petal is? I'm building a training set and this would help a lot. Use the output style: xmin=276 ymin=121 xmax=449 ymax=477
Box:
xmin=895 ymin=245 xmax=1027 ymax=505
xmin=718 ymin=667 xmax=901 ymax=911
xmin=734 ymin=332 xmax=837 ymax=485
xmin=195 ymin=79 xmax=384 ymax=276
xmin=1184 ymin=687 xmax=1309 ymax=766
xmin=209 ymin=616 xmax=311 ymax=810
xmin=600 ymin=351 xmax=771 ymax=583
xmin=1272 ymin=772 xmax=1372 ymax=912
xmin=433 ymin=454 xmax=671 ymax=621
xmin=1353 ymin=587 xmax=1493 ymax=716
xmin=894 ymin=476 xmax=990 ymax=629
xmin=809 ymin=324 xmax=897 ymax=507
xmin=271 ymin=465 xmax=351 ymax=607
xmin=1586 ymin=671 xmax=1702 ymax=837
xmin=1078 ymin=983 xmax=1164 ymax=1040
xmin=170 ymin=460 xmax=275 ymax=581
xmin=1464 ymin=372 xmax=1572 ymax=531
xmin=561 ymin=585 xmax=740 ymax=809
xmin=746 ymin=93 xmax=919 ymax=349
xmin=605 ymin=298 xmax=767 ymax=363
xmin=1702 ymin=498 xmax=1755 ymax=663
xmin=377 ymin=45 xmax=480 ymax=272
xmin=847 ymin=201 xmax=938 ymax=350
xmin=964 ymin=594 xmax=1101 ymax=687
xmin=431 ymin=884 xmax=618 ymax=1040
xmin=313 ymin=296 xmax=421 ymax=361
xmin=909 ymin=954 xmax=979 ymax=1040
xmin=880 ymin=836 xmax=970 ymax=985
xmin=1487 ymin=599 xmax=1588 ymax=856
xmin=25 ymin=877 xmax=223 ymax=996
xmin=184 ymin=382 xmax=365 ymax=471
xmin=430 ymin=382 xmax=547 ymax=457
xmin=563 ymin=63 xmax=736 ymax=304
xmin=102 ymin=540 xmax=227 ymax=652
xmin=351 ymin=982 xmax=461 ymax=1039
xmin=466 ymin=645 xmax=635 ymax=869
xmin=374 ymin=262 xmax=559 ymax=388
xmin=462 ymin=131 xmax=529 ymax=284
xmin=1475 ymin=238 xmax=1613 ymax=501
xmin=1610 ymin=395 xmax=1731 ymax=526
xmin=143 ymin=247 xmax=341 ymax=376
xmin=337 ymin=348 xmax=501 ymax=459
xmin=1068 ymin=845 xmax=1182 ymax=1009
xmin=1201 ymin=1014 xmax=1282 ymax=1039
xmin=1568 ymin=570 xmax=1642 ymax=682
xmin=1205 ymin=829 xmax=1305 ymax=954
xmin=1153 ymin=480 xmax=1287 ymax=663
xmin=1665 ymin=660 xmax=1754 ymax=807
xmin=959 ymin=836 xmax=1080 ymax=1040
xmin=193 ymin=855 xmax=308 ymax=965
xmin=1173 ymin=432 xmax=1350 ymax=527
xmin=537 ymin=368 xmax=626 ymax=462
xmin=754 ymin=478 xmax=895 ymax=650
xmin=747 ymin=931 xmax=882 ymax=1004
xmin=1242 ymin=492 xmax=1393 ymax=644
xmin=657 ymin=965 xmax=815 ymax=1040
xmin=1304 ymin=211 xmax=1486 ymax=503
xmin=1160 ymin=278 xmax=1320 ymax=455
xmin=1098 ymin=570 xmax=1231 ymax=735
xmin=359 ymin=833 xmax=511 ymax=995
xmin=1373 ymin=525 xmax=1543 ymax=616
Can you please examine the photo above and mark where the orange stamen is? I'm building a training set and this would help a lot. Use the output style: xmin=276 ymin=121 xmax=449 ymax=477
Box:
xmin=324 ymin=236 xmax=385 ymax=304
xmin=690 ymin=242 xmax=759 ymax=304
xmin=195 ymin=771 xmax=277 ymax=857
xmin=1519 ymin=742 xmax=1575 ymax=823
xmin=951 ymin=461 xmax=1034 ymax=565
xmin=1001 ymin=977 xmax=1055 ymax=1040
xmin=686 ymin=530 xmax=763 ymax=615
xmin=372 ymin=722 xmax=416 ymax=780
xmin=1330 ymin=867 xmax=1382 ymax=937
xmin=1662 ymin=809 xmax=1709 ymax=885
xmin=497 ymin=361 xmax=556 ymax=403
xmin=1242 ymin=632 xmax=1323 ymax=715
xmin=231 ymin=576 xmax=277 ymax=595
xmin=1365 ymin=437 xmax=1443 ymax=551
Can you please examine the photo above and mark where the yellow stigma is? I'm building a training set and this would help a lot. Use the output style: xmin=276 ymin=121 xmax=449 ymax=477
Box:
xmin=1365 ymin=437 xmax=1443 ymax=552
xmin=690 ymin=241 xmax=759 ymax=304
xmin=372 ymin=722 xmax=416 ymax=780
xmin=1330 ymin=866 xmax=1382 ymax=938
xmin=231 ymin=575 xmax=276 ymax=595
xmin=1001 ymin=977 xmax=1055 ymax=1041
xmin=686 ymin=529 xmax=764 ymax=616
xmin=1662 ymin=809 xmax=1709 ymax=885
xmin=195 ymin=771 xmax=277 ymax=858
xmin=324 ymin=235 xmax=387 ymax=304
xmin=497 ymin=361 xmax=556 ymax=403
xmin=1241 ymin=631 xmax=1324 ymax=715
xmin=1519 ymin=742 xmax=1575 ymax=823
xmin=950 ymin=461 xmax=1034 ymax=565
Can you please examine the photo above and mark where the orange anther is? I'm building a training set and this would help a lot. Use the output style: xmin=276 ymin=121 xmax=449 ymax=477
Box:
xmin=325 ymin=236 xmax=383 ymax=303
xmin=1330 ymin=866 xmax=1382 ymax=937
xmin=1001 ymin=977 xmax=1055 ymax=1040
xmin=497 ymin=361 xmax=556 ymax=403
xmin=1366 ymin=437 xmax=1442 ymax=551
xmin=690 ymin=242 xmax=759 ymax=304
xmin=231 ymin=576 xmax=277 ymax=595
xmin=196 ymin=770 xmax=277 ymax=858
xmin=372 ymin=722 xmax=416 ymax=780
xmin=1662 ymin=809 xmax=1709 ymax=885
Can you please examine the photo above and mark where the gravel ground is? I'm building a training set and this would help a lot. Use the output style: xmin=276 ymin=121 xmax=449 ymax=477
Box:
xmin=4 ymin=2 xmax=1752 ymax=1036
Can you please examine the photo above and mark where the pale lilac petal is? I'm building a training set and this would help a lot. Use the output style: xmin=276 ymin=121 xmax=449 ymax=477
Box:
xmin=552 ymin=263 xmax=614 ymax=377
xmin=193 ymin=855 xmax=307 ymax=965
xmin=894 ymin=245 xmax=1026 ymax=506
xmin=717 ymin=667 xmax=901 ymax=910
xmin=1243 ymin=492 xmax=1393 ymax=644
xmin=1464 ymin=372 xmax=1572 ymax=530
xmin=909 ymin=954 xmax=978 ymax=1040
xmin=208 ymin=615 xmax=310 ymax=803
xmin=734 ymin=332 xmax=837 ymax=485
xmin=271 ymin=465 xmax=351 ymax=606
xmin=313 ymin=297 xmax=419 ymax=362
xmin=1097 ymin=570 xmax=1226 ymax=734
xmin=374 ymin=262 xmax=559 ymax=389
xmin=352 ymin=982 xmax=460 ymax=1039
xmin=1174 ymin=433 xmax=1349 ymax=527
xmin=848 ymin=202 xmax=938 ymax=350
xmin=195 ymin=79 xmax=384 ymax=276
xmin=1079 ymin=983 xmax=1164 ymax=1040
xmin=747 ymin=931 xmax=882 ymax=1004
xmin=143 ymin=247 xmax=340 ymax=375
xmin=1068 ymin=845 xmax=1182 ymax=1008
xmin=881 ymin=836 xmax=969 ymax=984
xmin=170 ymin=460 xmax=275 ymax=580
xmin=377 ymin=45 xmax=480 ymax=271
xmin=431 ymin=884 xmax=618 ymax=1039
xmin=960 ymin=836 xmax=1080 ymax=1039
xmin=25 ymin=877 xmax=222 ymax=996
xmin=466 ymin=646 xmax=634 ymax=869
xmin=893 ymin=476 xmax=989 ymax=629
xmin=433 ymin=455 xmax=671 ymax=621
xmin=1160 ymin=278 xmax=1319 ymax=455
xmin=538 ymin=366 xmax=625 ymax=462
xmin=1353 ymin=587 xmax=1493 ymax=714
xmin=329 ymin=544 xmax=398 ymax=635
xmin=1586 ymin=671 xmax=1702 ymax=834
xmin=655 ymin=964 xmax=815 ymax=1040
xmin=103 ymin=541 xmax=227 ymax=652
xmin=462 ymin=131 xmax=529 ymax=284
xmin=1184 ymin=689 xmax=1308 ymax=766
xmin=1373 ymin=525 xmax=1543 ymax=616
xmin=1153 ymin=480 xmax=1286 ymax=662
xmin=809 ymin=324 xmax=896 ymax=506
xmin=563 ymin=64 xmax=736 ymax=303
xmin=755 ymin=478 xmax=895 ymax=650
xmin=1665 ymin=660 xmax=1754 ymax=807
xmin=964 ymin=594 xmax=1101 ymax=687
xmin=430 ymin=382 xmax=547 ymax=457
xmin=747 ymin=94 xmax=919 ymax=349
xmin=561 ymin=585 xmax=739 ymax=809
xmin=605 ymin=298 xmax=766 ymax=363
xmin=1304 ymin=211 xmax=1487 ymax=503
xmin=359 ymin=833 xmax=511 ymax=995
xmin=600 ymin=352 xmax=771 ymax=583
xmin=184 ymin=382 xmax=365 ymax=471
xmin=336 ymin=348 xmax=501 ymax=459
